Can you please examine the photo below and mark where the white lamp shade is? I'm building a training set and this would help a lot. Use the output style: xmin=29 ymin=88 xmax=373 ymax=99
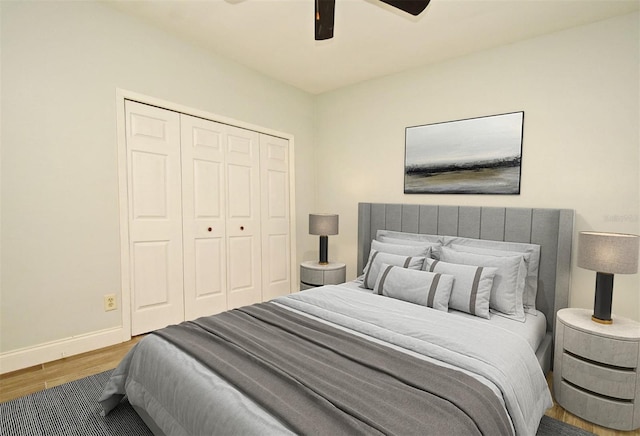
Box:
xmin=577 ymin=231 xmax=639 ymax=274
xmin=309 ymin=214 xmax=339 ymax=236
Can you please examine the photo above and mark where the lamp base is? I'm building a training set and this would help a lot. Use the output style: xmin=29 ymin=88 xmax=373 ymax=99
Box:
xmin=591 ymin=315 xmax=613 ymax=325
xmin=592 ymin=272 xmax=614 ymax=324
xmin=318 ymin=235 xmax=329 ymax=265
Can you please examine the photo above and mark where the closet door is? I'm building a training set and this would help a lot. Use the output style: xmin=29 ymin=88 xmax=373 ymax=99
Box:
xmin=125 ymin=101 xmax=184 ymax=335
xmin=225 ymin=125 xmax=262 ymax=309
xmin=181 ymin=115 xmax=227 ymax=320
xmin=260 ymin=134 xmax=291 ymax=300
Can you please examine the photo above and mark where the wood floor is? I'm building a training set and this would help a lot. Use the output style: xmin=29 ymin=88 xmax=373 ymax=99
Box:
xmin=1 ymin=336 xmax=638 ymax=436
xmin=0 ymin=336 xmax=144 ymax=404
xmin=544 ymin=372 xmax=640 ymax=436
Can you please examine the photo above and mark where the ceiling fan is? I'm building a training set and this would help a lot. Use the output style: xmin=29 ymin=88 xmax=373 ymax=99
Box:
xmin=315 ymin=0 xmax=431 ymax=40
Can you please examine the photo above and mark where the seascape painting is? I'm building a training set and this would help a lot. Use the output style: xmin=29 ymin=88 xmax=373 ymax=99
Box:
xmin=404 ymin=112 xmax=524 ymax=194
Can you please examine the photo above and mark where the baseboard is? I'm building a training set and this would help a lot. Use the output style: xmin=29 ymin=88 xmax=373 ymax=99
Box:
xmin=0 ymin=327 xmax=126 ymax=374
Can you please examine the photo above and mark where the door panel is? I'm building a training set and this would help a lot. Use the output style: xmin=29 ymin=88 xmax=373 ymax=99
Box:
xmin=227 ymin=164 xmax=253 ymax=217
xmin=126 ymin=101 xmax=184 ymax=335
xmin=181 ymin=114 xmax=227 ymax=319
xmin=266 ymin=170 xmax=287 ymax=218
xmin=226 ymin=126 xmax=261 ymax=309
xmin=132 ymin=241 xmax=170 ymax=308
xmin=131 ymin=151 xmax=168 ymax=218
xmin=267 ymin=234 xmax=289 ymax=282
xmin=227 ymin=131 xmax=255 ymax=158
xmin=194 ymin=238 xmax=223 ymax=297
xmin=228 ymin=236 xmax=255 ymax=291
xmin=260 ymin=134 xmax=291 ymax=301
xmin=194 ymin=160 xmax=222 ymax=218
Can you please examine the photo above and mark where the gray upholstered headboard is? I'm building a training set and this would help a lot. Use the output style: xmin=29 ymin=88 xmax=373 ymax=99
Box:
xmin=357 ymin=203 xmax=574 ymax=334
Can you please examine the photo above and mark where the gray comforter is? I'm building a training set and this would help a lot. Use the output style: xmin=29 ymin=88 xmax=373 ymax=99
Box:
xmin=100 ymin=285 xmax=552 ymax=435
xmin=279 ymin=287 xmax=552 ymax=435
xmin=151 ymin=302 xmax=512 ymax=435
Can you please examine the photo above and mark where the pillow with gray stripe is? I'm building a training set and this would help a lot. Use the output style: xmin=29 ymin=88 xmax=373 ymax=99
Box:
xmin=448 ymin=243 xmax=538 ymax=315
xmin=373 ymin=264 xmax=454 ymax=312
xmin=441 ymin=246 xmax=526 ymax=322
xmin=360 ymin=242 xmax=431 ymax=280
xmin=424 ymin=258 xmax=497 ymax=319
xmin=363 ymin=250 xmax=425 ymax=289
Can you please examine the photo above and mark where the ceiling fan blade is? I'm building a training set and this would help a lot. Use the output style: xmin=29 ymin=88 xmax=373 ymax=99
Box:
xmin=380 ymin=0 xmax=430 ymax=16
xmin=315 ymin=0 xmax=335 ymax=40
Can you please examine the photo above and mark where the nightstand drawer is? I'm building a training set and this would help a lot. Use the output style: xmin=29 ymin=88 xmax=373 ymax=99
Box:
xmin=300 ymin=262 xmax=346 ymax=289
xmin=300 ymin=267 xmax=324 ymax=286
xmin=300 ymin=282 xmax=316 ymax=291
xmin=564 ymin=326 xmax=639 ymax=368
xmin=562 ymin=353 xmax=636 ymax=399
xmin=323 ymin=268 xmax=346 ymax=285
xmin=559 ymin=381 xmax=635 ymax=431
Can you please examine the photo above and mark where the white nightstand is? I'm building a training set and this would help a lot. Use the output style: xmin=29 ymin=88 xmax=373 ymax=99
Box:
xmin=300 ymin=261 xmax=346 ymax=290
xmin=554 ymin=308 xmax=640 ymax=431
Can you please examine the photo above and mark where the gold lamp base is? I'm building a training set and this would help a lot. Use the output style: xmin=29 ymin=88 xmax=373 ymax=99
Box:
xmin=592 ymin=315 xmax=613 ymax=325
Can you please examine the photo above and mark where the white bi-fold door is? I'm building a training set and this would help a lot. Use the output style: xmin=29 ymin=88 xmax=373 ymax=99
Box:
xmin=125 ymin=102 xmax=185 ymax=336
xmin=180 ymin=114 xmax=228 ymax=321
xmin=182 ymin=118 xmax=263 ymax=316
xmin=124 ymin=100 xmax=290 ymax=335
xmin=260 ymin=134 xmax=292 ymax=301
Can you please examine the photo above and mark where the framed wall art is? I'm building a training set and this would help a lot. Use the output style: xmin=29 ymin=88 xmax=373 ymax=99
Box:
xmin=404 ymin=111 xmax=524 ymax=195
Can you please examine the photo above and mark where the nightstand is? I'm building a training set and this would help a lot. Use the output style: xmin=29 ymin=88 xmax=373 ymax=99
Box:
xmin=554 ymin=308 xmax=640 ymax=431
xmin=300 ymin=261 xmax=346 ymax=290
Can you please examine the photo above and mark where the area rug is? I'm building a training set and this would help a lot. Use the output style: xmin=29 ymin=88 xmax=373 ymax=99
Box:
xmin=1 ymin=370 xmax=594 ymax=435
xmin=0 ymin=370 xmax=151 ymax=436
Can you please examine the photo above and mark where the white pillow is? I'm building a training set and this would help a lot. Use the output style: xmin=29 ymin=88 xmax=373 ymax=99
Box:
xmin=362 ymin=250 xmax=425 ymax=290
xmin=377 ymin=235 xmax=440 ymax=247
xmin=377 ymin=231 xmax=443 ymax=259
xmin=444 ymin=237 xmax=540 ymax=313
xmin=371 ymin=239 xmax=431 ymax=258
xmin=360 ymin=242 xmax=430 ymax=281
xmin=425 ymin=258 xmax=496 ymax=319
xmin=373 ymin=264 xmax=454 ymax=312
xmin=441 ymin=247 xmax=526 ymax=322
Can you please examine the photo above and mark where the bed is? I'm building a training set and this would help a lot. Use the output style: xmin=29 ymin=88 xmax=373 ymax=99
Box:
xmin=100 ymin=203 xmax=574 ymax=436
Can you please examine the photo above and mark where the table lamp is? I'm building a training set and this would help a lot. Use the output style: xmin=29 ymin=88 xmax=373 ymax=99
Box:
xmin=577 ymin=231 xmax=639 ymax=324
xmin=309 ymin=214 xmax=339 ymax=264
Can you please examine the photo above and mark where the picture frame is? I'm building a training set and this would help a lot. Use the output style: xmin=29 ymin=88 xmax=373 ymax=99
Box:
xmin=404 ymin=111 xmax=524 ymax=195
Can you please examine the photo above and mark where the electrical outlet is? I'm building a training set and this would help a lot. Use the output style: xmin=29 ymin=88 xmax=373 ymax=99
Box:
xmin=104 ymin=294 xmax=117 ymax=311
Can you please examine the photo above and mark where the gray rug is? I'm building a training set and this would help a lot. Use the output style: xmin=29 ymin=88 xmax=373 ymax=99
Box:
xmin=0 ymin=370 xmax=594 ymax=435
xmin=0 ymin=370 xmax=152 ymax=436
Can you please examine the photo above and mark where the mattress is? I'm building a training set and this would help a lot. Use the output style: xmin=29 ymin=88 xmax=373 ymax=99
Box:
xmin=100 ymin=284 xmax=552 ymax=435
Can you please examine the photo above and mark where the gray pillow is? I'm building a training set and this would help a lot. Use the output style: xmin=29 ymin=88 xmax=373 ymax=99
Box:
xmin=373 ymin=264 xmax=454 ymax=312
xmin=424 ymin=258 xmax=496 ymax=319
xmin=441 ymin=247 xmax=526 ymax=322
xmin=363 ymin=250 xmax=425 ymax=289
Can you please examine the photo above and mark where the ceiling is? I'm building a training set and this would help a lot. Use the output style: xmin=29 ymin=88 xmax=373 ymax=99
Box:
xmin=105 ymin=0 xmax=639 ymax=94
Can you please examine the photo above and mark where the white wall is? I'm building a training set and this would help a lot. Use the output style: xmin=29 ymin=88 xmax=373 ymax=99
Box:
xmin=0 ymin=1 xmax=316 ymax=358
xmin=315 ymin=12 xmax=640 ymax=321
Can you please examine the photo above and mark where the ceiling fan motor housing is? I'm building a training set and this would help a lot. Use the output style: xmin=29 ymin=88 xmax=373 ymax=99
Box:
xmin=315 ymin=0 xmax=430 ymax=40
